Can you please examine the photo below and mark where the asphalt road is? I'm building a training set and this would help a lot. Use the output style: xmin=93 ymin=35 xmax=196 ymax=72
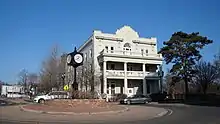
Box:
xmin=137 ymin=104 xmax=220 ymax=124
xmin=1 ymin=104 xmax=220 ymax=124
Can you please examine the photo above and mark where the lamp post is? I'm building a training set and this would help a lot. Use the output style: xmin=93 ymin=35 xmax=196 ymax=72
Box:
xmin=61 ymin=73 xmax=65 ymax=90
xmin=66 ymin=47 xmax=84 ymax=96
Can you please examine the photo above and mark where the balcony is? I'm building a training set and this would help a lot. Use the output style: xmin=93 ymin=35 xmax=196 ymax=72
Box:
xmin=127 ymin=71 xmax=144 ymax=77
xmin=106 ymin=70 xmax=159 ymax=78
xmin=100 ymin=49 xmax=162 ymax=58
xmin=145 ymin=72 xmax=159 ymax=77
xmin=106 ymin=70 xmax=125 ymax=77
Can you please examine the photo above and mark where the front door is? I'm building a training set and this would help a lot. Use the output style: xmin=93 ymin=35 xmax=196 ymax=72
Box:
xmin=107 ymin=82 xmax=115 ymax=96
xmin=127 ymin=88 xmax=134 ymax=97
xmin=111 ymin=83 xmax=115 ymax=95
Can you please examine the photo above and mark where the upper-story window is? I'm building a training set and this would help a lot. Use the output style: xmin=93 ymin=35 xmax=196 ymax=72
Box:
xmin=111 ymin=47 xmax=114 ymax=53
xmin=146 ymin=49 xmax=148 ymax=55
xmin=110 ymin=64 xmax=115 ymax=70
xmin=141 ymin=49 xmax=144 ymax=55
xmin=84 ymin=53 xmax=87 ymax=61
xmin=123 ymin=43 xmax=131 ymax=51
xmin=123 ymin=43 xmax=131 ymax=55
xmin=89 ymin=49 xmax=92 ymax=58
xmin=105 ymin=46 xmax=108 ymax=52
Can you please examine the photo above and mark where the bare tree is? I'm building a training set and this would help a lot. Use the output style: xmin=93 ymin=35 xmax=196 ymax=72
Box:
xmin=75 ymin=64 xmax=100 ymax=98
xmin=39 ymin=45 xmax=65 ymax=92
xmin=27 ymin=73 xmax=38 ymax=86
xmin=164 ymin=69 xmax=185 ymax=99
xmin=194 ymin=60 xmax=219 ymax=94
xmin=18 ymin=69 xmax=28 ymax=93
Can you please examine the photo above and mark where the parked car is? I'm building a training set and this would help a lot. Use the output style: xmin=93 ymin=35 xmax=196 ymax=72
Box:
xmin=33 ymin=91 xmax=70 ymax=103
xmin=120 ymin=94 xmax=152 ymax=104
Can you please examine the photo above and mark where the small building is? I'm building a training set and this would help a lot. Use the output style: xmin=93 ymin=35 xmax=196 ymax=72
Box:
xmin=1 ymin=85 xmax=25 ymax=97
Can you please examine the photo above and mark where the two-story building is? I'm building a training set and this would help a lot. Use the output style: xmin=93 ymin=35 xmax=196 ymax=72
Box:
xmin=67 ymin=26 xmax=163 ymax=97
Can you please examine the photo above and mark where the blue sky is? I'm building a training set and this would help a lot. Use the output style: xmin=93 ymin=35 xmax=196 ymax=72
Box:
xmin=0 ymin=0 xmax=219 ymax=83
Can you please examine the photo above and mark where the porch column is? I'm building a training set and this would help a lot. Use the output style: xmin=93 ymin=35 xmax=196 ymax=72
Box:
xmin=103 ymin=61 xmax=107 ymax=94
xmin=143 ymin=63 xmax=147 ymax=95
xmin=124 ymin=62 xmax=128 ymax=94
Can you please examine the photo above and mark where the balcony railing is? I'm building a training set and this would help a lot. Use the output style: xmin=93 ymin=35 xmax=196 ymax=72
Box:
xmin=145 ymin=72 xmax=159 ymax=77
xmin=106 ymin=70 xmax=159 ymax=78
xmin=100 ymin=49 xmax=162 ymax=58
xmin=127 ymin=71 xmax=144 ymax=77
xmin=106 ymin=70 xmax=125 ymax=77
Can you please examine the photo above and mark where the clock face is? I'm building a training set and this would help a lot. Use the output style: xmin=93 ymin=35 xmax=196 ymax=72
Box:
xmin=66 ymin=55 xmax=72 ymax=64
xmin=74 ymin=54 xmax=83 ymax=64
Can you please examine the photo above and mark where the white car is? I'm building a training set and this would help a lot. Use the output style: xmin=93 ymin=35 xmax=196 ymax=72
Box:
xmin=33 ymin=91 xmax=70 ymax=103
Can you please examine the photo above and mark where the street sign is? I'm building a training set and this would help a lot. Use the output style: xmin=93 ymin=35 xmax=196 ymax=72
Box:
xmin=63 ymin=85 xmax=69 ymax=91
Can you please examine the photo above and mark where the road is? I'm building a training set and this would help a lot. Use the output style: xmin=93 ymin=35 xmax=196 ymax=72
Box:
xmin=1 ymin=103 xmax=220 ymax=124
xmin=137 ymin=104 xmax=220 ymax=124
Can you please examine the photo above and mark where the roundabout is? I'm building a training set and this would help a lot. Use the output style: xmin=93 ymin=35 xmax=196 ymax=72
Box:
xmin=1 ymin=99 xmax=220 ymax=124
xmin=0 ymin=100 xmax=168 ymax=124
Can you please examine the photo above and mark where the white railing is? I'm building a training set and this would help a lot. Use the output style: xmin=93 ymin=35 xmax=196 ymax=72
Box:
xmin=145 ymin=72 xmax=159 ymax=77
xmin=127 ymin=71 xmax=144 ymax=77
xmin=100 ymin=49 xmax=162 ymax=58
xmin=106 ymin=70 xmax=125 ymax=77
xmin=106 ymin=70 xmax=159 ymax=77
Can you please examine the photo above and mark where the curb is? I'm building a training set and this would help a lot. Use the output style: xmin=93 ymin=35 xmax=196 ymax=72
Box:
xmin=150 ymin=102 xmax=190 ymax=107
xmin=19 ymin=105 xmax=129 ymax=115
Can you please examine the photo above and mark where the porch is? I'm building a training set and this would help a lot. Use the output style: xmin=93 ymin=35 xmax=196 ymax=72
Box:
xmin=105 ymin=78 xmax=160 ymax=97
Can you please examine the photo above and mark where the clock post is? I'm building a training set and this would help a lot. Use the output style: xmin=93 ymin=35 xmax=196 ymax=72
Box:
xmin=66 ymin=47 xmax=84 ymax=98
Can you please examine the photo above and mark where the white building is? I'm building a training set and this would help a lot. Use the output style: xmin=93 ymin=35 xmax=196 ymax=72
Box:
xmin=1 ymin=85 xmax=25 ymax=97
xmin=68 ymin=26 xmax=163 ymax=97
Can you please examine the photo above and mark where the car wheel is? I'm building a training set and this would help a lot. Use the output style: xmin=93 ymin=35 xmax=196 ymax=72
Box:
xmin=38 ymin=99 xmax=45 ymax=104
xmin=127 ymin=100 xmax=131 ymax=105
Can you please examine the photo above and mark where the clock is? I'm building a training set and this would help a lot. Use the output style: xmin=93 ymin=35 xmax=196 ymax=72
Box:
xmin=74 ymin=54 xmax=83 ymax=64
xmin=66 ymin=54 xmax=72 ymax=64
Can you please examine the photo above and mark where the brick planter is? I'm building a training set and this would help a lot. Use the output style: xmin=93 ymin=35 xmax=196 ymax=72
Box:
xmin=46 ymin=99 xmax=107 ymax=108
xmin=22 ymin=99 xmax=126 ymax=114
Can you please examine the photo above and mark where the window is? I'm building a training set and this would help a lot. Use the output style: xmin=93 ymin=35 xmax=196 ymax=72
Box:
xmin=105 ymin=46 xmax=108 ymax=52
xmin=123 ymin=43 xmax=131 ymax=54
xmin=146 ymin=49 xmax=148 ymax=55
xmin=141 ymin=49 xmax=144 ymax=55
xmin=111 ymin=47 xmax=114 ymax=53
xmin=127 ymin=65 xmax=132 ymax=71
xmin=110 ymin=64 xmax=115 ymax=70
xmin=124 ymin=43 xmax=131 ymax=48
xmin=146 ymin=65 xmax=150 ymax=71
xmin=89 ymin=49 xmax=92 ymax=58
xmin=84 ymin=53 xmax=87 ymax=61
xmin=111 ymin=83 xmax=115 ymax=95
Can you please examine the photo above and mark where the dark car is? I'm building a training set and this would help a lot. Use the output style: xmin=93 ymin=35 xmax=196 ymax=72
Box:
xmin=120 ymin=94 xmax=152 ymax=105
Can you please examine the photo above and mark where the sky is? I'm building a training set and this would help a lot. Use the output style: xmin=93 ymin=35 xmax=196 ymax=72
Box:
xmin=0 ymin=0 xmax=219 ymax=83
